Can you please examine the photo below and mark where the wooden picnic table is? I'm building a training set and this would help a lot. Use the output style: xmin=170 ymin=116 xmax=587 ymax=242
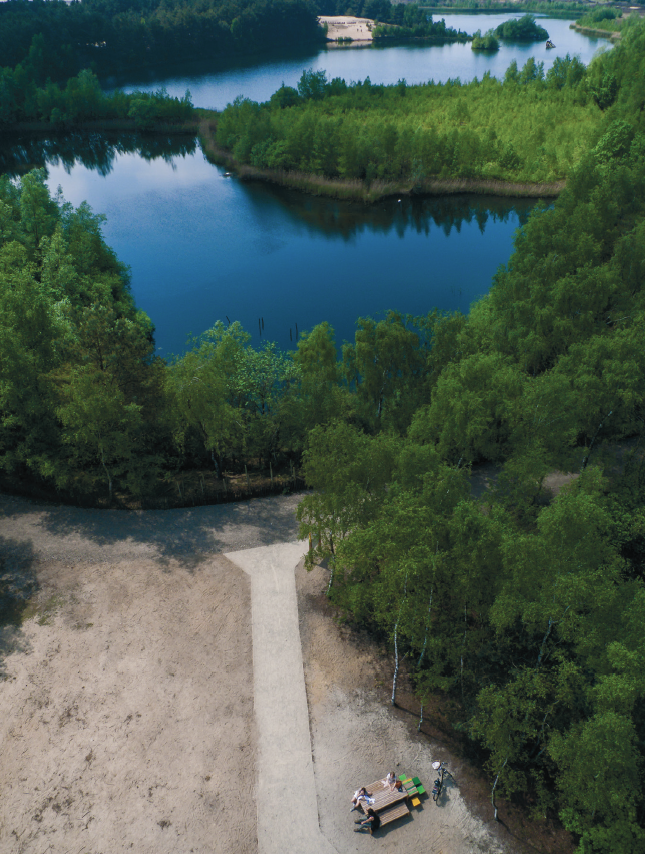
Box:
xmin=354 ymin=778 xmax=411 ymax=829
xmin=360 ymin=779 xmax=409 ymax=814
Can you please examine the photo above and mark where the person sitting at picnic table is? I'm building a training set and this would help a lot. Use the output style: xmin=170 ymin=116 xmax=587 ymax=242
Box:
xmin=354 ymin=808 xmax=381 ymax=834
xmin=386 ymin=773 xmax=404 ymax=793
xmin=383 ymin=771 xmax=397 ymax=790
xmin=350 ymin=787 xmax=373 ymax=811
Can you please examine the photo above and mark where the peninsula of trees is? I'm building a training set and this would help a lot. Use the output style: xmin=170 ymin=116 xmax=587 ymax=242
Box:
xmin=0 ymin=64 xmax=195 ymax=129
xmin=370 ymin=5 xmax=469 ymax=42
xmin=209 ymin=53 xmax=596 ymax=199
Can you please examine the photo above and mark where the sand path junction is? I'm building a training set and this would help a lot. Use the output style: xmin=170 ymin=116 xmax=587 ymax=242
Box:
xmin=0 ymin=492 xmax=511 ymax=854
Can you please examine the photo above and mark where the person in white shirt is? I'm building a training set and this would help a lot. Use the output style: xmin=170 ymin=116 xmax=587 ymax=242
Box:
xmin=350 ymin=787 xmax=373 ymax=811
xmin=383 ymin=771 xmax=397 ymax=790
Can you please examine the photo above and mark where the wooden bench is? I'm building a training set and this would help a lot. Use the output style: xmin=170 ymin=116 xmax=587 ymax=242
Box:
xmin=378 ymin=801 xmax=410 ymax=827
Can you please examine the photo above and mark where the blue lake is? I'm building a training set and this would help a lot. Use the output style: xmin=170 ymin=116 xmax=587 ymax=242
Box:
xmin=1 ymin=16 xmax=609 ymax=355
xmin=112 ymin=13 xmax=610 ymax=110
xmin=40 ymin=145 xmax=535 ymax=355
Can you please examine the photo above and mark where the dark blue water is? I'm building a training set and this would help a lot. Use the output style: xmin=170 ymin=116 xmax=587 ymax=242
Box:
xmin=3 ymin=15 xmax=605 ymax=354
xmin=41 ymin=146 xmax=533 ymax=355
xmin=113 ymin=14 xmax=610 ymax=110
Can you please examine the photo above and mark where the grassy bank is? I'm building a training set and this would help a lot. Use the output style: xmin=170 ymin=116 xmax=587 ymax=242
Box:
xmin=569 ymin=22 xmax=621 ymax=41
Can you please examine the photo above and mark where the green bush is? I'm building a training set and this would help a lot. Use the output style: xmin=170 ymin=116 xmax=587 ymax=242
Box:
xmin=471 ymin=29 xmax=499 ymax=51
xmin=495 ymin=14 xmax=549 ymax=41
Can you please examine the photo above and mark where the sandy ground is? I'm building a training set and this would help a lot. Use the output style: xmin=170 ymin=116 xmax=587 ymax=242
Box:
xmin=1 ymin=492 xmax=517 ymax=854
xmin=298 ymin=560 xmax=505 ymax=854
xmin=318 ymin=16 xmax=375 ymax=41
xmin=0 ymin=555 xmax=256 ymax=854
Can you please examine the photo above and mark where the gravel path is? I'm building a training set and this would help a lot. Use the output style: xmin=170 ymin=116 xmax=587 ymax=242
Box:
xmin=226 ymin=543 xmax=336 ymax=854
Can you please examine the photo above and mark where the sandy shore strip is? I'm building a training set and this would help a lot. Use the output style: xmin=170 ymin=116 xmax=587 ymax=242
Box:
xmin=319 ymin=15 xmax=375 ymax=41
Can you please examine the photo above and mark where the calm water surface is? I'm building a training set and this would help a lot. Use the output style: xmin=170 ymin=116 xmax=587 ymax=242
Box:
xmin=4 ymin=16 xmax=605 ymax=353
xmin=113 ymin=14 xmax=611 ymax=110
xmin=32 ymin=143 xmax=533 ymax=355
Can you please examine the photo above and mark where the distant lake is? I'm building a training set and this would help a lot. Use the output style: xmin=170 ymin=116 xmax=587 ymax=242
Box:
xmin=2 ymin=16 xmax=605 ymax=355
xmin=109 ymin=14 xmax=611 ymax=110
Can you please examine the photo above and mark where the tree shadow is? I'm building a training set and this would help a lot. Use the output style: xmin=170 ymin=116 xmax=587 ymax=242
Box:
xmin=0 ymin=493 xmax=301 ymax=570
xmin=0 ymin=535 xmax=38 ymax=677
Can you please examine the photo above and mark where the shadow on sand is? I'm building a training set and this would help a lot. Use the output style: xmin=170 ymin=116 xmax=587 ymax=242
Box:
xmin=0 ymin=493 xmax=302 ymax=569
xmin=0 ymin=536 xmax=38 ymax=676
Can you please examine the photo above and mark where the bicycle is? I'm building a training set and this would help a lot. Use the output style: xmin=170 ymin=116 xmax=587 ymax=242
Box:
xmin=431 ymin=761 xmax=456 ymax=803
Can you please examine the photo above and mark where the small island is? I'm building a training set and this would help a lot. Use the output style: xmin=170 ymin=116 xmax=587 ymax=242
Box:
xmin=495 ymin=15 xmax=549 ymax=42
xmin=471 ymin=29 xmax=500 ymax=51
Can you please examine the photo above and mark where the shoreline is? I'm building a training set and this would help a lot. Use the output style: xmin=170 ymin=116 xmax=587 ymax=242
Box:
xmin=1 ymin=115 xmax=564 ymax=203
xmin=1 ymin=117 xmax=200 ymax=135
xmin=569 ymin=22 xmax=620 ymax=41
xmin=199 ymin=120 xmax=564 ymax=203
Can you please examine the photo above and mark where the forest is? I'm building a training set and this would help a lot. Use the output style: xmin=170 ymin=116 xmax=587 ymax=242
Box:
xmin=424 ymin=0 xmax=586 ymax=12
xmin=0 ymin=0 xmax=325 ymax=78
xmin=0 ymin=62 xmax=195 ymax=127
xmin=2 ymin=15 xmax=645 ymax=854
xmin=316 ymin=0 xmax=584 ymax=17
xmin=294 ymin=27 xmax=645 ymax=854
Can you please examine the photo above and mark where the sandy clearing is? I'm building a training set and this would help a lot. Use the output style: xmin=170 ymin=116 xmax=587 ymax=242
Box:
xmin=297 ymin=558 xmax=506 ymax=854
xmin=1 ymin=492 xmax=520 ymax=854
xmin=318 ymin=16 xmax=375 ymax=41
xmin=0 ymin=492 xmax=303 ymax=566
xmin=0 ymin=555 xmax=255 ymax=854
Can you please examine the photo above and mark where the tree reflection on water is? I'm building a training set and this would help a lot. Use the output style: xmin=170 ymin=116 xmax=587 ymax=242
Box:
xmin=0 ymin=131 xmax=538 ymax=243
xmin=0 ymin=131 xmax=198 ymax=179
xmin=248 ymin=179 xmax=538 ymax=242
